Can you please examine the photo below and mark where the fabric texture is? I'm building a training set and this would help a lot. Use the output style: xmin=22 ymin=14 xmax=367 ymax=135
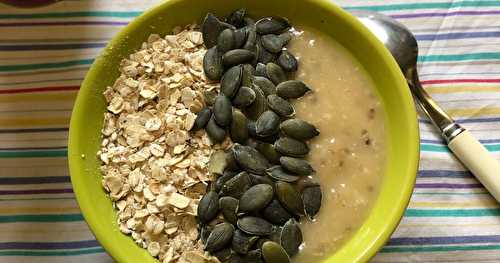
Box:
xmin=1 ymin=0 xmax=500 ymax=262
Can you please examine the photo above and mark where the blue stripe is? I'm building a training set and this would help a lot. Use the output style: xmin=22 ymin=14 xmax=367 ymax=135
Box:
xmin=418 ymin=170 xmax=472 ymax=178
xmin=388 ymin=235 xmax=500 ymax=246
xmin=416 ymin=32 xmax=500 ymax=41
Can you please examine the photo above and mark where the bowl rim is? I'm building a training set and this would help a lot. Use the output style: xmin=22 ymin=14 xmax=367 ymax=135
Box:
xmin=68 ymin=0 xmax=419 ymax=262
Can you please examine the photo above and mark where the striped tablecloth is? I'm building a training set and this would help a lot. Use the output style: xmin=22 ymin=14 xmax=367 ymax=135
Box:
xmin=1 ymin=0 xmax=500 ymax=262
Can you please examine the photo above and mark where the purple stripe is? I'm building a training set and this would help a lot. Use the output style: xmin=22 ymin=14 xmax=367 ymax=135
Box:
xmin=0 ymin=240 xmax=99 ymax=250
xmin=418 ymin=170 xmax=472 ymax=178
xmin=388 ymin=235 xmax=500 ymax=246
xmin=0 ymin=189 xmax=73 ymax=195
xmin=0 ymin=176 xmax=70 ymax=185
xmin=0 ymin=21 xmax=128 ymax=27
xmin=416 ymin=31 xmax=500 ymax=41
xmin=415 ymin=183 xmax=483 ymax=189
xmin=0 ymin=43 xmax=106 ymax=51
xmin=391 ymin=10 xmax=500 ymax=19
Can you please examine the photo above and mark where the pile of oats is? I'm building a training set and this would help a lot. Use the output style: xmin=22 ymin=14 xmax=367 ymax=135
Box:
xmin=98 ymin=24 xmax=228 ymax=263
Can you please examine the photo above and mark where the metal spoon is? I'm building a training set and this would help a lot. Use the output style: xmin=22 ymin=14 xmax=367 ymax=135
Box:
xmin=352 ymin=10 xmax=500 ymax=201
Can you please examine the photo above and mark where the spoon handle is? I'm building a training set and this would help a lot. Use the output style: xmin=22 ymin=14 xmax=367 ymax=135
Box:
xmin=448 ymin=130 xmax=500 ymax=201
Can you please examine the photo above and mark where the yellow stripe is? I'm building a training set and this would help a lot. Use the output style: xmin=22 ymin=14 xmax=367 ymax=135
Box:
xmin=410 ymin=200 xmax=499 ymax=208
xmin=0 ymin=91 xmax=77 ymax=103
xmin=447 ymin=107 xmax=500 ymax=117
xmin=426 ymin=85 xmax=500 ymax=94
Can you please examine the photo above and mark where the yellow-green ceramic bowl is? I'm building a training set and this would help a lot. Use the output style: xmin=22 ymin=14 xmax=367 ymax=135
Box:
xmin=69 ymin=0 xmax=419 ymax=262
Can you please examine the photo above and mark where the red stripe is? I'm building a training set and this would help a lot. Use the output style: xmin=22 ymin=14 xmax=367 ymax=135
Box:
xmin=0 ymin=86 xmax=80 ymax=94
xmin=421 ymin=79 xmax=500 ymax=85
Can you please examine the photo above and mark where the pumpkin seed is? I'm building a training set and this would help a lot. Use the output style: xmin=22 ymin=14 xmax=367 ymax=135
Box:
xmin=262 ymin=241 xmax=290 ymax=263
xmin=222 ymin=49 xmax=255 ymax=67
xmin=266 ymin=165 xmax=300 ymax=182
xmin=280 ymin=118 xmax=320 ymax=141
xmin=262 ymin=199 xmax=292 ymax=225
xmin=248 ymin=173 xmax=274 ymax=186
xmin=267 ymin=94 xmax=295 ymax=117
xmin=221 ymin=65 xmax=242 ymax=98
xmin=217 ymin=28 xmax=235 ymax=53
xmin=296 ymin=176 xmax=319 ymax=192
xmin=239 ymin=184 xmax=274 ymax=213
xmin=219 ymin=196 xmax=239 ymax=225
xmin=255 ymin=17 xmax=291 ymax=34
xmin=198 ymin=191 xmax=219 ymax=223
xmin=237 ymin=216 xmax=274 ymax=236
xmin=221 ymin=171 xmax=252 ymax=199
xmin=242 ymin=85 xmax=267 ymax=120
xmin=257 ymin=38 xmax=278 ymax=63
xmin=266 ymin=63 xmax=287 ymax=85
xmin=255 ymin=110 xmax=280 ymax=137
xmin=247 ymin=120 xmax=258 ymax=138
xmin=203 ymin=46 xmax=224 ymax=81
xmin=258 ymin=132 xmax=280 ymax=144
xmin=243 ymin=17 xmax=256 ymax=27
xmin=303 ymin=185 xmax=322 ymax=219
xmin=191 ymin=107 xmax=212 ymax=131
xmin=277 ymin=50 xmax=298 ymax=72
xmin=230 ymin=110 xmax=249 ymax=144
xmin=253 ymin=76 xmax=276 ymax=96
xmin=255 ymin=63 xmax=267 ymax=77
xmin=274 ymin=137 xmax=309 ymax=157
xmin=232 ymin=144 xmax=270 ymax=175
xmin=214 ymin=95 xmax=233 ymax=127
xmin=206 ymin=115 xmax=227 ymax=143
xmin=213 ymin=247 xmax=233 ymax=262
xmin=261 ymin=34 xmax=286 ymax=53
xmin=244 ymin=249 xmax=264 ymax=263
xmin=234 ymin=27 xmax=248 ymax=48
xmin=275 ymin=181 xmax=304 ymax=216
xmin=225 ymin=150 xmax=241 ymax=171
xmin=255 ymin=142 xmax=281 ymax=164
xmin=243 ymin=25 xmax=257 ymax=51
xmin=205 ymin=222 xmax=235 ymax=252
xmin=241 ymin=63 xmax=255 ymax=87
xmin=203 ymin=89 xmax=218 ymax=106
xmin=208 ymin=150 xmax=227 ymax=175
xmin=276 ymin=80 xmax=311 ymax=99
xmin=200 ymin=224 xmax=212 ymax=244
xmin=232 ymin=229 xmax=259 ymax=254
xmin=280 ymin=219 xmax=302 ymax=256
xmin=202 ymin=13 xmax=235 ymax=48
xmin=227 ymin=8 xmax=246 ymax=27
xmin=269 ymin=226 xmax=282 ymax=243
xmin=215 ymin=170 xmax=237 ymax=193
xmin=232 ymin=86 xmax=256 ymax=108
xmin=280 ymin=156 xmax=314 ymax=175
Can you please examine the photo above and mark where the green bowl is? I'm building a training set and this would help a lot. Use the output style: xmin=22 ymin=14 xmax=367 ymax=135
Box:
xmin=68 ymin=0 xmax=419 ymax=262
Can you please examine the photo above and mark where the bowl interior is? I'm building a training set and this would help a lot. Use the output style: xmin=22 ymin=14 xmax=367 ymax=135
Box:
xmin=68 ymin=0 xmax=419 ymax=262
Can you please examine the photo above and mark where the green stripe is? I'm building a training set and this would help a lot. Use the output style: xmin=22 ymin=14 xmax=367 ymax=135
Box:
xmin=382 ymin=245 xmax=500 ymax=253
xmin=419 ymin=52 xmax=500 ymax=62
xmin=0 ymin=149 xmax=67 ymax=158
xmin=0 ymin=59 xmax=92 ymax=72
xmin=421 ymin=143 xmax=500 ymax=153
xmin=0 ymin=11 xmax=141 ymax=19
xmin=344 ymin=1 xmax=500 ymax=11
xmin=0 ymin=214 xmax=83 ymax=223
xmin=0 ymin=248 xmax=105 ymax=256
xmin=405 ymin=208 xmax=500 ymax=217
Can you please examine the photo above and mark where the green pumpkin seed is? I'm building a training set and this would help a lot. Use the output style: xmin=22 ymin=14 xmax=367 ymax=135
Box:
xmin=243 ymin=25 xmax=257 ymax=51
xmin=221 ymin=171 xmax=252 ymax=199
xmin=247 ymin=120 xmax=258 ymax=138
xmin=277 ymin=50 xmax=298 ymax=72
xmin=234 ymin=27 xmax=248 ymax=48
xmin=200 ymin=224 xmax=212 ymax=244
xmin=248 ymin=173 xmax=274 ymax=186
xmin=232 ymin=144 xmax=270 ymax=175
xmin=226 ymin=8 xmax=246 ymax=27
xmin=203 ymin=46 xmax=224 ymax=81
xmin=232 ymin=229 xmax=259 ymax=254
xmin=276 ymin=80 xmax=311 ymax=99
xmin=223 ymin=49 xmax=255 ymax=67
xmin=198 ymin=191 xmax=219 ymax=223
xmin=215 ymin=170 xmax=237 ymax=193
xmin=239 ymin=184 xmax=274 ymax=213
xmin=266 ymin=63 xmax=287 ymax=85
xmin=261 ymin=34 xmax=286 ymax=53
xmin=230 ymin=110 xmax=249 ymax=144
xmin=237 ymin=216 xmax=274 ymax=236
xmin=303 ymin=185 xmax=322 ymax=220
xmin=208 ymin=150 xmax=227 ymax=175
xmin=258 ymin=132 xmax=280 ymax=144
xmin=274 ymin=137 xmax=309 ymax=157
xmin=217 ymin=28 xmax=235 ymax=53
xmin=262 ymin=241 xmax=290 ymax=263
xmin=243 ymin=85 xmax=267 ymax=120
xmin=257 ymin=38 xmax=278 ymax=63
xmin=255 ymin=63 xmax=267 ymax=77
xmin=225 ymin=150 xmax=240 ymax=171
xmin=266 ymin=165 xmax=300 ymax=182
xmin=255 ymin=110 xmax=280 ymax=137
xmin=254 ymin=76 xmax=276 ymax=96
xmin=203 ymin=89 xmax=218 ymax=106
xmin=256 ymin=142 xmax=281 ymax=164
xmin=267 ymin=94 xmax=294 ymax=117
xmin=243 ymin=17 xmax=256 ymax=27
xmin=221 ymin=65 xmax=242 ymax=98
xmin=262 ymin=199 xmax=292 ymax=225
xmin=213 ymin=247 xmax=233 ymax=262
xmin=232 ymin=86 xmax=256 ymax=108
xmin=191 ymin=107 xmax=212 ymax=131
xmin=219 ymin=196 xmax=239 ymax=225
xmin=205 ymin=222 xmax=235 ymax=252
xmin=275 ymin=181 xmax=304 ymax=216
xmin=214 ymin=95 xmax=233 ymax=127
xmin=280 ymin=219 xmax=302 ymax=256
xmin=241 ymin=64 xmax=255 ymax=87
xmin=280 ymin=156 xmax=314 ymax=175
xmin=296 ymin=176 xmax=319 ymax=192
xmin=280 ymin=118 xmax=320 ymax=141
xmin=202 ymin=13 xmax=235 ymax=48
xmin=244 ymin=249 xmax=263 ymax=263
xmin=255 ymin=17 xmax=291 ymax=35
xmin=206 ymin=115 xmax=227 ymax=143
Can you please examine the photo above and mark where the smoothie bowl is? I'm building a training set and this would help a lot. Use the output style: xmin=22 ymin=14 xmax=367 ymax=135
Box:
xmin=68 ymin=0 xmax=419 ymax=262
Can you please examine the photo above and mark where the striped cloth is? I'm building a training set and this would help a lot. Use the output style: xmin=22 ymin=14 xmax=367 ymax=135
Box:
xmin=1 ymin=0 xmax=500 ymax=262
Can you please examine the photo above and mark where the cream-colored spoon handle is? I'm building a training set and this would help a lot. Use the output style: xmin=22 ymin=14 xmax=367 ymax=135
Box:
xmin=448 ymin=130 xmax=500 ymax=202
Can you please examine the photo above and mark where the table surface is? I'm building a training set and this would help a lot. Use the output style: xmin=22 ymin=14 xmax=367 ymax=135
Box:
xmin=1 ymin=0 xmax=500 ymax=262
